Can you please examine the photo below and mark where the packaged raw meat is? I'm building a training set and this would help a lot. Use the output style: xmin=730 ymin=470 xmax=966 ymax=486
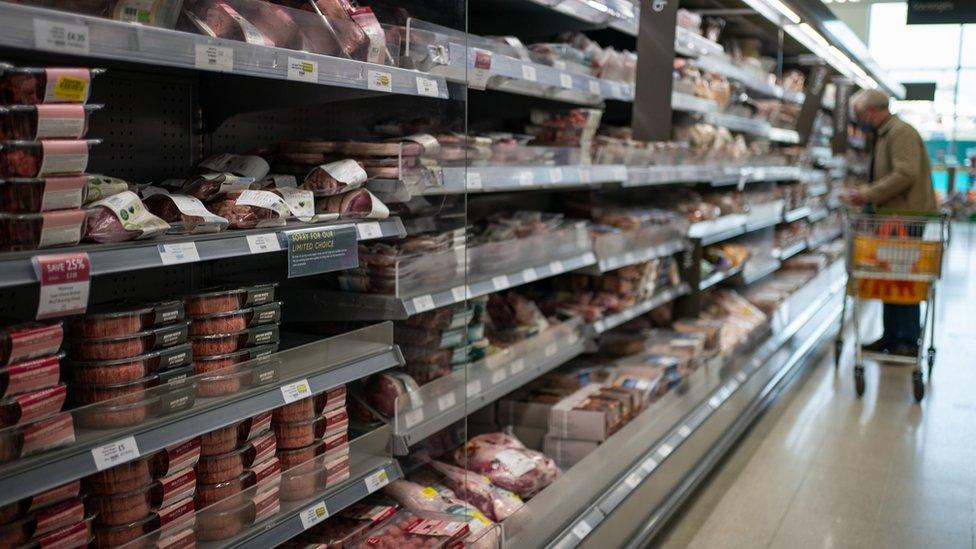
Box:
xmin=110 ymin=0 xmax=184 ymax=27
xmin=0 ymin=353 xmax=62 ymax=399
xmin=195 ymin=431 xmax=276 ymax=483
xmin=68 ymin=301 xmax=185 ymax=338
xmin=84 ymin=190 xmax=170 ymax=243
xmin=90 ymin=496 xmax=194 ymax=549
xmin=0 ymin=412 xmax=75 ymax=465
xmin=0 ymin=104 xmax=100 ymax=140
xmin=200 ymin=424 xmax=240 ymax=457
xmin=301 ymin=159 xmax=367 ymax=196
xmin=194 ymin=455 xmax=280 ymax=508
xmin=274 ymin=439 xmax=324 ymax=471
xmin=197 ymin=153 xmax=270 ymax=180
xmin=87 ymin=455 xmax=152 ymax=494
xmin=188 ymin=302 xmax=281 ymax=335
xmin=185 ymin=284 xmax=276 ymax=316
xmin=67 ymin=343 xmax=191 ymax=384
xmin=0 ymin=496 xmax=85 ymax=546
xmin=298 ymin=503 xmax=396 ymax=546
xmin=71 ymin=374 xmax=160 ymax=406
xmin=233 ymin=0 xmax=306 ymax=50
xmin=83 ymin=174 xmax=129 ymax=205
xmin=207 ymin=189 xmax=292 ymax=229
xmin=143 ymin=191 xmax=230 ymax=234
xmin=0 ymin=384 xmax=66 ymax=427
xmin=191 ymin=343 xmax=277 ymax=375
xmin=272 ymin=385 xmax=345 ymax=422
xmin=0 ymin=139 xmax=100 ymax=178
xmin=347 ymin=509 xmax=470 ymax=548
xmin=364 ymin=371 xmax=421 ymax=419
xmin=0 ymin=480 xmax=80 ymax=527
xmin=151 ymin=438 xmax=202 ymax=478
xmin=189 ymin=324 xmax=280 ymax=355
xmin=0 ymin=176 xmax=89 ymax=213
xmin=314 ymin=188 xmax=389 ymax=219
xmin=88 ymin=469 xmax=196 ymax=526
xmin=0 ymin=68 xmax=102 ymax=105
xmin=193 ymin=354 xmax=277 ymax=397
xmin=453 ymin=433 xmax=559 ymax=498
xmin=181 ymin=0 xmax=273 ymax=46
xmin=427 ymin=461 xmax=524 ymax=522
xmin=271 ymin=414 xmax=330 ymax=450
xmin=0 ymin=209 xmax=86 ymax=250
xmin=303 ymin=0 xmax=369 ymax=60
xmin=181 ymin=172 xmax=258 ymax=201
xmin=67 ymin=321 xmax=189 ymax=361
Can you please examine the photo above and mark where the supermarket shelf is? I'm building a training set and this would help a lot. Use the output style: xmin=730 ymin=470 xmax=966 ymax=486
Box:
xmin=674 ymin=27 xmax=724 ymax=58
xmin=226 ymin=428 xmax=401 ymax=549
xmin=0 ymin=217 xmax=405 ymax=290
xmin=745 ymin=213 xmax=784 ymax=233
xmin=391 ymin=321 xmax=585 ymax=454
xmin=625 ymin=165 xmax=719 ymax=187
xmin=695 ymin=54 xmax=803 ymax=104
xmin=710 ymin=166 xmax=802 ymax=186
xmin=784 ymin=206 xmax=813 ymax=223
xmin=504 ymin=261 xmax=846 ymax=548
xmin=582 ymin=238 xmax=689 ymax=274
xmin=588 ymin=284 xmax=691 ymax=335
xmin=739 ymin=260 xmax=782 ymax=286
xmin=703 ymin=113 xmax=800 ymax=144
xmin=285 ymin=247 xmax=598 ymax=321
xmin=0 ymin=323 xmax=402 ymax=507
xmin=807 ymin=228 xmax=843 ymax=250
xmin=0 ymin=3 xmax=449 ymax=100
xmin=773 ymin=240 xmax=807 ymax=261
xmin=699 ymin=264 xmax=743 ymax=291
xmin=690 ymin=209 xmax=784 ymax=246
xmin=671 ymin=92 xmax=719 ymax=114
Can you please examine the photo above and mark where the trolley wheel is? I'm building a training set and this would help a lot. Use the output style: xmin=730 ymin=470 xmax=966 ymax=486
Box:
xmin=854 ymin=365 xmax=865 ymax=397
xmin=927 ymin=348 xmax=936 ymax=378
xmin=834 ymin=339 xmax=843 ymax=368
xmin=913 ymin=370 xmax=925 ymax=403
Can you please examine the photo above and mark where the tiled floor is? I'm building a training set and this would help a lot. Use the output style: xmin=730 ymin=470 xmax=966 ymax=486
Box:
xmin=656 ymin=227 xmax=976 ymax=549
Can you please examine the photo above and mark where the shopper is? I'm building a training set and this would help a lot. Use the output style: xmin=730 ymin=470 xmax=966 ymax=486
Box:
xmin=845 ymin=88 xmax=936 ymax=357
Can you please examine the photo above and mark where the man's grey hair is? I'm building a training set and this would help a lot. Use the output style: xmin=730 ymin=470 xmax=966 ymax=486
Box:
xmin=851 ymin=89 xmax=890 ymax=112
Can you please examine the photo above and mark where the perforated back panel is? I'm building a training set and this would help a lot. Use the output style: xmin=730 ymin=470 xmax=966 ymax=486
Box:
xmin=88 ymin=70 xmax=199 ymax=182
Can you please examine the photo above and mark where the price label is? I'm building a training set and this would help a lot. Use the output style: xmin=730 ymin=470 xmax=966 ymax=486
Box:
xmin=466 ymin=171 xmax=483 ymax=189
xmin=194 ymin=44 xmax=233 ymax=72
xmin=280 ymin=378 xmax=311 ymax=404
xmin=34 ymin=19 xmax=89 ymax=56
xmin=516 ymin=171 xmax=534 ymax=186
xmin=416 ymin=77 xmax=440 ymax=97
xmin=299 ymin=501 xmax=329 ymax=530
xmin=33 ymin=253 xmax=90 ymax=319
xmin=549 ymin=260 xmax=564 ymax=273
xmin=356 ymin=222 xmax=383 ymax=240
xmin=246 ymin=233 xmax=281 ymax=254
xmin=364 ymin=469 xmax=390 ymax=493
xmin=92 ymin=436 xmax=140 ymax=471
xmin=612 ymin=166 xmax=629 ymax=181
xmin=548 ymin=168 xmax=563 ymax=183
xmin=521 ymin=268 xmax=538 ymax=281
xmin=609 ymin=82 xmax=621 ymax=98
xmin=412 ymin=295 xmax=436 ymax=313
xmin=492 ymin=275 xmax=510 ymax=290
xmin=623 ymin=252 xmax=637 ymax=265
xmin=588 ymin=80 xmax=601 ymax=95
xmin=708 ymin=395 xmax=722 ymax=408
xmin=437 ymin=392 xmax=456 ymax=412
xmin=678 ymin=425 xmax=692 ymax=438
xmin=521 ymin=64 xmax=537 ymax=82
xmin=559 ymin=73 xmax=574 ymax=89
xmin=451 ymin=286 xmax=467 ymax=302
xmin=640 ymin=457 xmax=658 ymax=473
xmin=367 ymin=70 xmax=393 ymax=93
xmin=158 ymin=242 xmax=200 ymax=265
xmin=624 ymin=472 xmax=642 ymax=489
xmin=466 ymin=379 xmax=482 ymax=398
xmin=509 ymin=359 xmax=525 ymax=375
xmin=658 ymin=443 xmax=674 ymax=458
xmin=572 ymin=521 xmax=593 ymax=540
xmin=491 ymin=368 xmax=506 ymax=385
xmin=404 ymin=408 xmax=424 ymax=428
xmin=286 ymin=57 xmax=318 ymax=83
xmin=544 ymin=343 xmax=558 ymax=357
xmin=579 ymin=168 xmax=591 ymax=184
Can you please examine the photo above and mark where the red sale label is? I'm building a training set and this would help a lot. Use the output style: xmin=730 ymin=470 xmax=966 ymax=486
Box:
xmin=32 ymin=252 xmax=91 ymax=319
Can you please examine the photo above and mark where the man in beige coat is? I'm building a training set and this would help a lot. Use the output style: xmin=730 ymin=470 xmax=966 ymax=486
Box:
xmin=847 ymin=89 xmax=936 ymax=357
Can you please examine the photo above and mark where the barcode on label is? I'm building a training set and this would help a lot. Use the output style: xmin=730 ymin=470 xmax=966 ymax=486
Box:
xmin=280 ymin=379 xmax=311 ymax=404
xmin=466 ymin=171 xmax=483 ymax=189
xmin=194 ymin=44 xmax=233 ymax=72
xmin=559 ymin=73 xmax=573 ymax=88
xmin=299 ymin=501 xmax=329 ymax=530
xmin=412 ymin=295 xmax=436 ymax=313
xmin=521 ymin=64 xmax=537 ymax=81
xmin=92 ymin=436 xmax=140 ymax=471
xmin=287 ymin=57 xmax=318 ymax=83
xmin=437 ymin=392 xmax=457 ymax=412
xmin=356 ymin=222 xmax=383 ymax=240
xmin=158 ymin=242 xmax=200 ymax=265
xmin=364 ymin=469 xmax=389 ymax=493
xmin=368 ymin=70 xmax=393 ymax=92
xmin=246 ymin=233 xmax=281 ymax=254
xmin=416 ymin=77 xmax=440 ymax=97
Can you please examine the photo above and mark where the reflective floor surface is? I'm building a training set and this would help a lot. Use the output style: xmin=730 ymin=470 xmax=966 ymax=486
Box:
xmin=656 ymin=226 xmax=976 ymax=549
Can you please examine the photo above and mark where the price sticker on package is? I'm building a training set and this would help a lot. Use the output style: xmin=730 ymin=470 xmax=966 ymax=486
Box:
xmin=367 ymin=70 xmax=393 ymax=93
xmin=521 ymin=64 xmax=537 ymax=82
xmin=194 ymin=44 xmax=233 ymax=72
xmin=364 ymin=469 xmax=390 ymax=493
xmin=34 ymin=19 xmax=89 ymax=55
xmin=281 ymin=379 xmax=311 ymax=404
xmin=437 ymin=392 xmax=457 ymax=412
xmin=246 ymin=233 xmax=281 ymax=254
xmin=92 ymin=436 xmax=140 ymax=471
xmin=299 ymin=501 xmax=329 ymax=530
xmin=416 ymin=77 xmax=440 ymax=97
xmin=287 ymin=57 xmax=318 ymax=83
xmin=158 ymin=242 xmax=200 ymax=265
xmin=33 ymin=253 xmax=90 ymax=319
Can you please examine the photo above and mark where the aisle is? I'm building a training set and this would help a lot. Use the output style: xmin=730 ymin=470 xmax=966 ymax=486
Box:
xmin=656 ymin=226 xmax=976 ymax=549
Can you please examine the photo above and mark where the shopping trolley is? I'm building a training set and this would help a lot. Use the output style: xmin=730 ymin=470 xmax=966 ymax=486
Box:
xmin=834 ymin=210 xmax=948 ymax=402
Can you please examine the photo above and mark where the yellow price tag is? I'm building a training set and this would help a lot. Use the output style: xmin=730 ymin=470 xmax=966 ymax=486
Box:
xmin=53 ymin=76 xmax=88 ymax=101
xmin=420 ymin=486 xmax=439 ymax=499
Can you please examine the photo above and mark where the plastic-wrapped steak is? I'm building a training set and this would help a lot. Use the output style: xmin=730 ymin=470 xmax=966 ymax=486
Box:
xmin=84 ymin=191 xmax=170 ymax=243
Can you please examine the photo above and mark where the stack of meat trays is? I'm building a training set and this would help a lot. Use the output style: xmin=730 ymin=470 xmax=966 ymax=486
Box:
xmin=277 ymin=136 xmax=440 ymax=181
xmin=0 ymin=321 xmax=72 ymax=465
xmin=84 ymin=439 xmax=200 ymax=547
xmin=338 ymin=229 xmax=465 ymax=295
xmin=0 ymin=65 xmax=108 ymax=251
xmin=395 ymin=300 xmax=486 ymax=385
xmin=0 ymin=480 xmax=93 ymax=548
xmin=193 ymin=412 xmax=281 ymax=541
xmin=185 ymin=284 xmax=281 ymax=397
xmin=272 ymin=385 xmax=349 ymax=501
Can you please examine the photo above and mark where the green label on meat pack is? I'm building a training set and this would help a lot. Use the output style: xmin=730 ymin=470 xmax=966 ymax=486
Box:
xmin=282 ymin=226 xmax=358 ymax=278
